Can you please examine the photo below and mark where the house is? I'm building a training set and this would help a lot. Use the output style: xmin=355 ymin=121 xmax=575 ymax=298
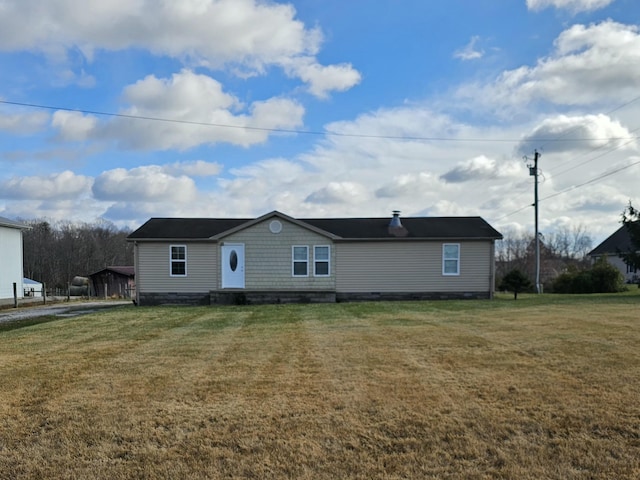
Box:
xmin=89 ymin=266 xmax=135 ymax=298
xmin=0 ymin=217 xmax=30 ymax=301
xmin=127 ymin=210 xmax=503 ymax=305
xmin=588 ymin=225 xmax=638 ymax=283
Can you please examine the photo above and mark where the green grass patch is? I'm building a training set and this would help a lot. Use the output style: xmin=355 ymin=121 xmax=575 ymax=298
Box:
xmin=0 ymin=293 xmax=639 ymax=478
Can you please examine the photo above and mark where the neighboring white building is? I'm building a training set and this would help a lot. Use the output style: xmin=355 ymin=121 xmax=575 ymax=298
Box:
xmin=589 ymin=224 xmax=639 ymax=283
xmin=23 ymin=278 xmax=43 ymax=298
xmin=0 ymin=217 xmax=29 ymax=301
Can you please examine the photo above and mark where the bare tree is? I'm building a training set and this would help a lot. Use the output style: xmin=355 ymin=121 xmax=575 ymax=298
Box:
xmin=496 ymin=224 xmax=593 ymax=289
xmin=546 ymin=225 xmax=592 ymax=260
xmin=22 ymin=219 xmax=133 ymax=290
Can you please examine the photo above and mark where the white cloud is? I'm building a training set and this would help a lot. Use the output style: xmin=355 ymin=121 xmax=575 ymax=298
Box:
xmin=305 ymin=182 xmax=370 ymax=204
xmin=283 ymin=57 xmax=362 ymax=98
xmin=517 ymin=114 xmax=636 ymax=155
xmin=206 ymin=107 xmax=532 ymax=221
xmin=0 ymin=109 xmax=49 ymax=134
xmin=568 ymin=186 xmax=631 ymax=213
xmin=100 ymin=69 xmax=305 ymax=150
xmin=457 ymin=20 xmax=640 ymax=112
xmin=163 ymin=160 xmax=222 ymax=177
xmin=92 ymin=166 xmax=197 ymax=202
xmin=51 ymin=110 xmax=98 ymax=141
xmin=526 ymin=0 xmax=614 ymax=13
xmin=427 ymin=200 xmax=470 ymax=217
xmin=376 ymin=173 xmax=438 ymax=198
xmin=441 ymin=156 xmax=524 ymax=183
xmin=0 ymin=171 xmax=93 ymax=200
xmin=453 ymin=36 xmax=484 ymax=61
xmin=0 ymin=0 xmax=359 ymax=97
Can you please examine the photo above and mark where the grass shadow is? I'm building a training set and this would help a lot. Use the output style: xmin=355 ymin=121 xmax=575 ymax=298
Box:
xmin=0 ymin=315 xmax=61 ymax=333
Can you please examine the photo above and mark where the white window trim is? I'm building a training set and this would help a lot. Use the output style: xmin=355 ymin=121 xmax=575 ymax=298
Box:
xmin=313 ymin=245 xmax=331 ymax=277
xmin=170 ymin=244 xmax=187 ymax=277
xmin=442 ymin=243 xmax=460 ymax=276
xmin=292 ymin=245 xmax=309 ymax=277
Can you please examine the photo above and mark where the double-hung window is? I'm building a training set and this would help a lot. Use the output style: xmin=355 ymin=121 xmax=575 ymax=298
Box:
xmin=292 ymin=246 xmax=309 ymax=276
xmin=170 ymin=245 xmax=187 ymax=276
xmin=314 ymin=246 xmax=330 ymax=276
xmin=442 ymin=244 xmax=460 ymax=276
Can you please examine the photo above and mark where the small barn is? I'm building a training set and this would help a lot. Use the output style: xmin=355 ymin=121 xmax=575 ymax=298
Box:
xmin=89 ymin=266 xmax=135 ymax=299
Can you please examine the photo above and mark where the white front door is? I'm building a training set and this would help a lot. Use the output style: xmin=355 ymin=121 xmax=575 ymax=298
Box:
xmin=221 ymin=244 xmax=245 ymax=288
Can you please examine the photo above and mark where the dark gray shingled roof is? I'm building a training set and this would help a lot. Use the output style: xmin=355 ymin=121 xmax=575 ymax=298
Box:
xmin=303 ymin=217 xmax=501 ymax=240
xmin=128 ymin=214 xmax=502 ymax=241
xmin=128 ymin=218 xmax=250 ymax=240
xmin=588 ymin=225 xmax=634 ymax=255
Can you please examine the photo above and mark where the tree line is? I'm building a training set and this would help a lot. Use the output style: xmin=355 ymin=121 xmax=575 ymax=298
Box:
xmin=497 ymin=203 xmax=640 ymax=296
xmin=18 ymin=204 xmax=640 ymax=295
xmin=495 ymin=224 xmax=593 ymax=287
xmin=21 ymin=220 xmax=134 ymax=290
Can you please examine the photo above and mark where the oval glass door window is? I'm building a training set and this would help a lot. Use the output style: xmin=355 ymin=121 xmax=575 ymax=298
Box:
xmin=230 ymin=250 xmax=238 ymax=272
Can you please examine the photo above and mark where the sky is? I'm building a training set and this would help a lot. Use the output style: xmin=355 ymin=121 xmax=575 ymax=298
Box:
xmin=1 ymin=0 xmax=639 ymax=245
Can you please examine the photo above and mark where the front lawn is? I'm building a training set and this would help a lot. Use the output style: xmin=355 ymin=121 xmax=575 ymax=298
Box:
xmin=0 ymin=293 xmax=639 ymax=478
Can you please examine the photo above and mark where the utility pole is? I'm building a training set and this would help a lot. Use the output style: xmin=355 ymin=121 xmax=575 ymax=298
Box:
xmin=528 ymin=150 xmax=541 ymax=294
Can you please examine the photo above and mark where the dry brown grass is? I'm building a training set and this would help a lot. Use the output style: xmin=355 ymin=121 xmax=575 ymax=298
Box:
xmin=1 ymin=293 xmax=639 ymax=479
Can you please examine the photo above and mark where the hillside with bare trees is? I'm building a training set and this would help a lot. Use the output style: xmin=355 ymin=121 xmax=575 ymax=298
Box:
xmin=21 ymin=220 xmax=133 ymax=291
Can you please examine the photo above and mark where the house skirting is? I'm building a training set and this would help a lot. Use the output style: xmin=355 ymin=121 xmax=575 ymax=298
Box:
xmin=336 ymin=291 xmax=491 ymax=302
xmin=211 ymin=290 xmax=336 ymax=305
xmin=138 ymin=292 xmax=210 ymax=306
xmin=138 ymin=290 xmax=492 ymax=306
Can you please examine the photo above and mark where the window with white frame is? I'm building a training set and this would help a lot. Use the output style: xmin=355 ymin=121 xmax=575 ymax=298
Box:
xmin=170 ymin=245 xmax=187 ymax=276
xmin=442 ymin=243 xmax=460 ymax=275
xmin=314 ymin=245 xmax=330 ymax=276
xmin=292 ymin=246 xmax=309 ymax=276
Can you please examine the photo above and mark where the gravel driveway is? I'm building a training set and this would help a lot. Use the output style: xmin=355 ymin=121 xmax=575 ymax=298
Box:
xmin=0 ymin=300 xmax=132 ymax=323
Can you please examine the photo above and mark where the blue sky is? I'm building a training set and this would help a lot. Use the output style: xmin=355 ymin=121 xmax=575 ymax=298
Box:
xmin=1 ymin=0 xmax=639 ymax=244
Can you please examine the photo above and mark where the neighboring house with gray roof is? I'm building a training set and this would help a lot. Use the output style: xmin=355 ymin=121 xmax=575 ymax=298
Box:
xmin=0 ymin=217 xmax=30 ymax=301
xmin=589 ymin=225 xmax=639 ymax=283
xmin=127 ymin=210 xmax=503 ymax=305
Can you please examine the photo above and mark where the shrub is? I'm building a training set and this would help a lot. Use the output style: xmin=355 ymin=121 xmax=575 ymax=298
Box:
xmin=590 ymin=257 xmax=626 ymax=293
xmin=499 ymin=269 xmax=533 ymax=300
xmin=551 ymin=257 xmax=625 ymax=294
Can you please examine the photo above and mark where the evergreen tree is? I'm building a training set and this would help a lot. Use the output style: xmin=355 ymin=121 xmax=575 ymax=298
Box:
xmin=620 ymin=202 xmax=640 ymax=272
xmin=499 ymin=269 xmax=533 ymax=300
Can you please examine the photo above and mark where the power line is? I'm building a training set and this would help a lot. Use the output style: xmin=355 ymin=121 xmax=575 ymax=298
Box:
xmin=549 ymin=133 xmax=639 ymax=180
xmin=443 ymin=94 xmax=640 ymax=213
xmin=488 ymin=96 xmax=640 ymax=222
xmin=541 ymin=159 xmax=640 ymax=202
xmin=533 ymin=94 xmax=640 ymax=153
xmin=2 ymin=99 xmax=640 ymax=143
xmin=495 ymin=158 xmax=640 ymax=222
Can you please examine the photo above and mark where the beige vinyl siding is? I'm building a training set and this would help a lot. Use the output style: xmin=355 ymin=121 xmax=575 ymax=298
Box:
xmin=137 ymin=242 xmax=217 ymax=293
xmin=221 ymin=219 xmax=335 ymax=290
xmin=336 ymin=240 xmax=493 ymax=293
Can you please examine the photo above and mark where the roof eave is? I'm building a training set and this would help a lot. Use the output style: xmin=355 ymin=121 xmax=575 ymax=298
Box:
xmin=127 ymin=237 xmax=219 ymax=242
xmin=334 ymin=236 xmax=502 ymax=242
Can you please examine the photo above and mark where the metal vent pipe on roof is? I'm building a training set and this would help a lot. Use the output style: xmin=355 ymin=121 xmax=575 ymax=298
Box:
xmin=389 ymin=210 xmax=402 ymax=227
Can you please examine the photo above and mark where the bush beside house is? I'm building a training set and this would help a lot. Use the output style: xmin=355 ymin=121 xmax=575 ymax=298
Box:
xmin=551 ymin=257 xmax=625 ymax=294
